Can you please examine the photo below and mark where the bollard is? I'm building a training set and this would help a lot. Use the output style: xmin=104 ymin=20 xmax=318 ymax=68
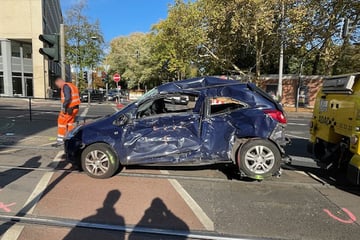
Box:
xmin=28 ymin=98 xmax=32 ymax=122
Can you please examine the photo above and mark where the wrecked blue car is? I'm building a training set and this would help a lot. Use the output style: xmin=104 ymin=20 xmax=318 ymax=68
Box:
xmin=64 ymin=77 xmax=289 ymax=179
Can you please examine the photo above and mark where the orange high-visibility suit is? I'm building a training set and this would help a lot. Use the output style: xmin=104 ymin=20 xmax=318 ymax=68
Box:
xmin=57 ymin=82 xmax=80 ymax=141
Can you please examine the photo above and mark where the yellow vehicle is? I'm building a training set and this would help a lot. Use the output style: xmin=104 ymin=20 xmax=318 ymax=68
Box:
xmin=309 ymin=73 xmax=360 ymax=185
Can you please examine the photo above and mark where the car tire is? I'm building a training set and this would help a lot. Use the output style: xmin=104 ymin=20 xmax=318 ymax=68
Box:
xmin=81 ymin=143 xmax=119 ymax=179
xmin=238 ymin=139 xmax=281 ymax=179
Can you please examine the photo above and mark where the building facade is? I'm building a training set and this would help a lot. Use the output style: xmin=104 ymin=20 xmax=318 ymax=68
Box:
xmin=259 ymin=74 xmax=323 ymax=107
xmin=0 ymin=0 xmax=63 ymax=98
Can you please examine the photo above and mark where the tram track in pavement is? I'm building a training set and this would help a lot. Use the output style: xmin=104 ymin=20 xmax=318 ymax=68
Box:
xmin=0 ymin=213 xmax=277 ymax=240
xmin=0 ymin=160 xmax=346 ymax=189
xmin=0 ymin=143 xmax=348 ymax=189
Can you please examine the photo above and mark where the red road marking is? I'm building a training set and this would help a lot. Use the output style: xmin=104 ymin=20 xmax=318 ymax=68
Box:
xmin=0 ymin=202 xmax=16 ymax=212
xmin=323 ymin=208 xmax=357 ymax=224
xmin=0 ymin=189 xmax=16 ymax=212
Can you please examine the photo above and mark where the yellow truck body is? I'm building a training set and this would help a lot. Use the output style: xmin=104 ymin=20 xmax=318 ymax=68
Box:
xmin=309 ymin=73 xmax=360 ymax=185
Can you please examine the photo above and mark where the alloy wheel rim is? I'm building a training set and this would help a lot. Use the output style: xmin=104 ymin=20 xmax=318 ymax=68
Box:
xmin=244 ymin=145 xmax=275 ymax=174
xmin=85 ymin=150 xmax=110 ymax=176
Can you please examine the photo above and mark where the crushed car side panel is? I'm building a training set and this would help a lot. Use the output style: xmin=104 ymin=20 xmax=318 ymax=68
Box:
xmin=120 ymin=113 xmax=202 ymax=164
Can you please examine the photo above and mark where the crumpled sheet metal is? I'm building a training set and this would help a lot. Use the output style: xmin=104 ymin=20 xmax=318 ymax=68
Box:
xmin=75 ymin=77 xmax=281 ymax=165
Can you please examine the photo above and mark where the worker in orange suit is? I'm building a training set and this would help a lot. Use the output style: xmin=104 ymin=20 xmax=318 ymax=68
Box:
xmin=53 ymin=76 xmax=80 ymax=147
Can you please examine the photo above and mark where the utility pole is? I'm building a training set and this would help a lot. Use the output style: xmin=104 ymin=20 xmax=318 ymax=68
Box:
xmin=277 ymin=1 xmax=285 ymax=100
xmin=75 ymin=42 xmax=79 ymax=87
xmin=60 ymin=24 xmax=66 ymax=81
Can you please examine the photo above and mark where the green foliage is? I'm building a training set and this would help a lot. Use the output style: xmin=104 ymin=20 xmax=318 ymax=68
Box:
xmin=107 ymin=0 xmax=360 ymax=89
xmin=107 ymin=33 xmax=161 ymax=89
xmin=64 ymin=0 xmax=104 ymax=86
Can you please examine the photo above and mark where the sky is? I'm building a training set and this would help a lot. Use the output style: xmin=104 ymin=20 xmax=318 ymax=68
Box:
xmin=61 ymin=0 xmax=174 ymax=42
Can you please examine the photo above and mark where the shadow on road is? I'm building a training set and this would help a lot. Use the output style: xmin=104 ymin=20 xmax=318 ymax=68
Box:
xmin=0 ymin=156 xmax=41 ymax=189
xmin=128 ymin=198 xmax=189 ymax=240
xmin=63 ymin=190 xmax=125 ymax=240
xmin=62 ymin=193 xmax=189 ymax=240
xmin=285 ymin=137 xmax=360 ymax=197
xmin=285 ymin=138 xmax=313 ymax=158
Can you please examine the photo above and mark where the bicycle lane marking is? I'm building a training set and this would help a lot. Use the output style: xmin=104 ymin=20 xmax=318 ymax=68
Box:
xmin=160 ymin=170 xmax=214 ymax=231
xmin=1 ymin=152 xmax=64 ymax=240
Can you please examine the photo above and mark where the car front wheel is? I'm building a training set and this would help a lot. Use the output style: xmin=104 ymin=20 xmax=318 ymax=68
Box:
xmin=238 ymin=139 xmax=281 ymax=179
xmin=81 ymin=143 xmax=119 ymax=179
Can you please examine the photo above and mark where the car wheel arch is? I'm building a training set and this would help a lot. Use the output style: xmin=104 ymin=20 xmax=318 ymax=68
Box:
xmin=82 ymin=141 xmax=121 ymax=164
xmin=231 ymin=137 xmax=283 ymax=163
xmin=234 ymin=138 xmax=282 ymax=179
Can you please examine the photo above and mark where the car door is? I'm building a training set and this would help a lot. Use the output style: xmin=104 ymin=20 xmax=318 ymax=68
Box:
xmin=200 ymin=96 xmax=248 ymax=161
xmin=122 ymin=94 xmax=202 ymax=164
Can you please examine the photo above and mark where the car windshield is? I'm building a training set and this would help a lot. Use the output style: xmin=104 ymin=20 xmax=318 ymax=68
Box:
xmin=136 ymin=87 xmax=158 ymax=103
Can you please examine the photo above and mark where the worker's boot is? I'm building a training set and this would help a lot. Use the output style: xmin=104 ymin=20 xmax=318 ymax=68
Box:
xmin=52 ymin=138 xmax=64 ymax=148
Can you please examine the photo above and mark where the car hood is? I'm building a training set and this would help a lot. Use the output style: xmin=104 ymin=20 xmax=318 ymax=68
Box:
xmin=81 ymin=102 xmax=136 ymax=131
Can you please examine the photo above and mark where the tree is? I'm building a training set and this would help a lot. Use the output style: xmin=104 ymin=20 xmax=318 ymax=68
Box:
xmin=107 ymin=33 xmax=160 ymax=89
xmin=284 ymin=0 xmax=360 ymax=76
xmin=64 ymin=0 xmax=104 ymax=88
xmin=151 ymin=0 xmax=205 ymax=80
xmin=106 ymin=0 xmax=360 ymax=88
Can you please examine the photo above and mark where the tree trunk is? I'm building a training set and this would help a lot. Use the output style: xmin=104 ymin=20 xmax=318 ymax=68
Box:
xmin=255 ymin=33 xmax=264 ymax=84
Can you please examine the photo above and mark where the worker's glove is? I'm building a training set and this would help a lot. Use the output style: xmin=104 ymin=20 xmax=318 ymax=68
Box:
xmin=66 ymin=108 xmax=73 ymax=115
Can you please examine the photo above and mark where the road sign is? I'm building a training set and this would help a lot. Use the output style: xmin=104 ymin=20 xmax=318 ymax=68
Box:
xmin=113 ymin=73 xmax=121 ymax=83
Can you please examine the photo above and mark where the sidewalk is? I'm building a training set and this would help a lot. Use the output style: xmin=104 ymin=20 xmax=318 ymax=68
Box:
xmin=284 ymin=106 xmax=313 ymax=118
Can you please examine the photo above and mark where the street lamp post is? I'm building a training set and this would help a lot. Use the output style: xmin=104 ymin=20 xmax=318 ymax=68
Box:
xmin=277 ymin=1 xmax=285 ymax=101
xmin=87 ymin=36 xmax=99 ymax=106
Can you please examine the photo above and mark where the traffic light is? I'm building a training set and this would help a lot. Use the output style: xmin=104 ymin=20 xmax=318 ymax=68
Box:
xmin=39 ymin=34 xmax=60 ymax=61
xmin=83 ymin=71 xmax=88 ymax=82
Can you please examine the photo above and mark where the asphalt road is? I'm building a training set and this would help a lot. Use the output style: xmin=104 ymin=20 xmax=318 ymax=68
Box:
xmin=0 ymin=99 xmax=359 ymax=240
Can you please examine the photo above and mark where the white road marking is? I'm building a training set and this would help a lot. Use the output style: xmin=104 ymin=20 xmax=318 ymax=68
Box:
xmin=287 ymin=123 xmax=308 ymax=126
xmin=77 ymin=107 xmax=89 ymax=121
xmin=113 ymin=107 xmax=119 ymax=112
xmin=0 ymin=148 xmax=19 ymax=154
xmin=294 ymin=170 xmax=308 ymax=176
xmin=0 ymin=105 xmax=93 ymax=240
xmin=286 ymin=134 xmax=309 ymax=140
xmin=1 ymin=151 xmax=64 ymax=240
xmin=160 ymin=170 xmax=215 ymax=231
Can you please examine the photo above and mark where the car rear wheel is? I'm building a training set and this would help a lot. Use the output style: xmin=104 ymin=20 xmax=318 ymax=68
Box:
xmin=81 ymin=143 xmax=119 ymax=179
xmin=238 ymin=139 xmax=281 ymax=179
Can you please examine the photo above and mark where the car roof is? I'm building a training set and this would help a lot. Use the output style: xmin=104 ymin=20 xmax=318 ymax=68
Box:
xmin=157 ymin=76 xmax=246 ymax=93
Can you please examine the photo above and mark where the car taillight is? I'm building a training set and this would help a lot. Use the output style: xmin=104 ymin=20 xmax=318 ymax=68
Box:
xmin=264 ymin=109 xmax=287 ymax=124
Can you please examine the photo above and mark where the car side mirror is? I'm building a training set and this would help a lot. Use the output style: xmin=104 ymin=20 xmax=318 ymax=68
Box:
xmin=113 ymin=114 xmax=128 ymax=126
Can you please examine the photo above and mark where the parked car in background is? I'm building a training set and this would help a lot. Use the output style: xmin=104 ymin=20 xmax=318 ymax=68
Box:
xmin=106 ymin=89 xmax=127 ymax=101
xmin=80 ymin=90 xmax=105 ymax=102
xmin=165 ymin=95 xmax=189 ymax=105
xmin=65 ymin=77 xmax=289 ymax=179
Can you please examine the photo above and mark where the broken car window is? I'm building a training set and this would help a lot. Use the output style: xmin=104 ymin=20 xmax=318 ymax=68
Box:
xmin=137 ymin=94 xmax=198 ymax=118
xmin=210 ymin=97 xmax=247 ymax=115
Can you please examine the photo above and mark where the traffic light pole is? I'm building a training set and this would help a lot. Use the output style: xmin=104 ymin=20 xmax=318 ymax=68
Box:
xmin=60 ymin=24 xmax=66 ymax=81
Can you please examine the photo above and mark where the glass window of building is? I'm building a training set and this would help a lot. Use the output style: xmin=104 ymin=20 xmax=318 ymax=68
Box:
xmin=23 ymin=43 xmax=32 ymax=59
xmin=0 ymin=72 xmax=4 ymax=94
xmin=11 ymin=41 xmax=21 ymax=57
xmin=12 ymin=72 xmax=22 ymax=95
